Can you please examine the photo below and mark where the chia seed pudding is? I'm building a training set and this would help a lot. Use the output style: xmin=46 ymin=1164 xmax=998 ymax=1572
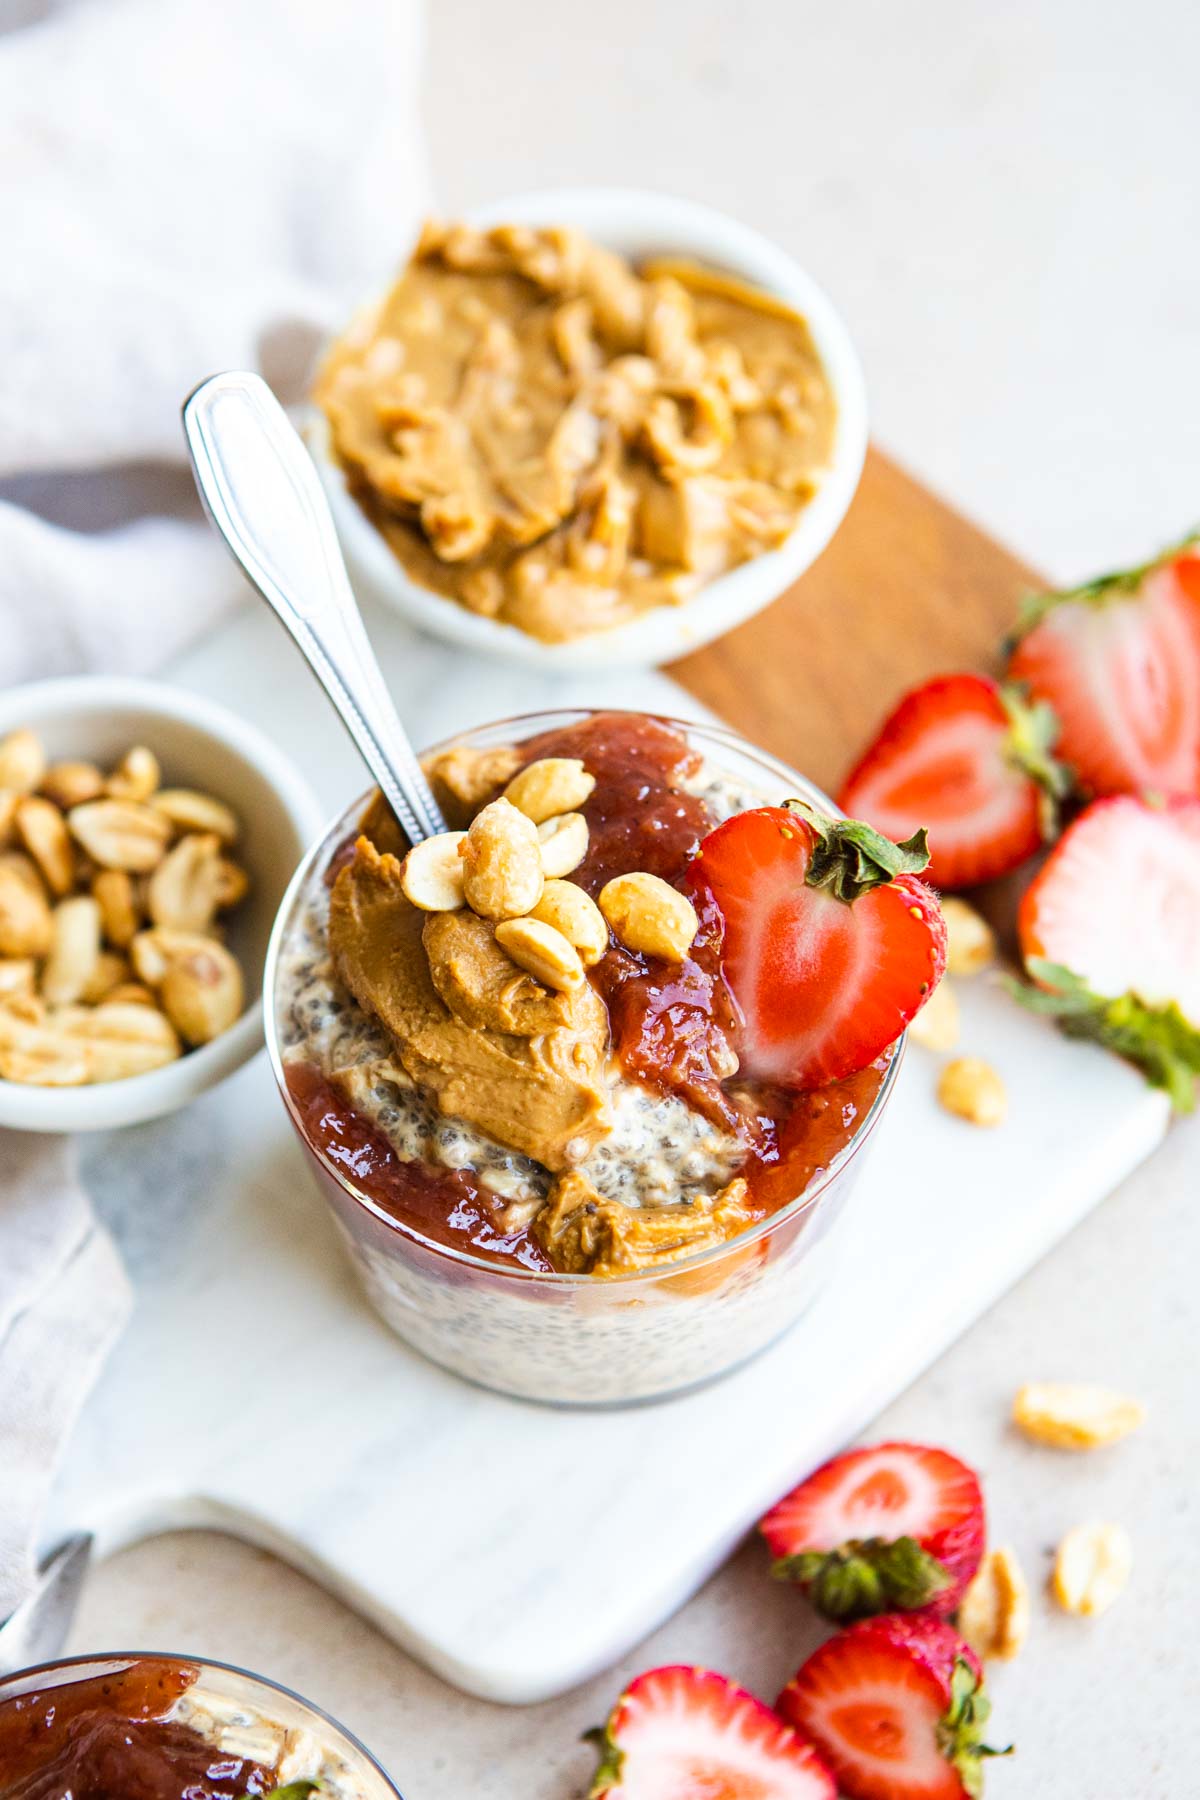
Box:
xmin=268 ymin=711 xmax=899 ymax=1404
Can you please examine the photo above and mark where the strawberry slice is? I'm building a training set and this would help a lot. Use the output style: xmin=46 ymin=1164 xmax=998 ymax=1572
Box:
xmin=1015 ymin=793 xmax=1200 ymax=1110
xmin=837 ymin=674 xmax=1072 ymax=890
xmin=760 ymin=1442 xmax=985 ymax=1622
xmin=588 ymin=1665 xmax=836 ymax=1799
xmin=685 ymin=803 xmax=946 ymax=1088
xmin=1008 ymin=536 xmax=1200 ymax=800
xmin=778 ymin=1616 xmax=1008 ymax=1800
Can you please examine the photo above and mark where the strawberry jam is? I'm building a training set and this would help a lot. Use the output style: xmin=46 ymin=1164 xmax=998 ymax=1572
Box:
xmin=0 ymin=1661 xmax=273 ymax=1800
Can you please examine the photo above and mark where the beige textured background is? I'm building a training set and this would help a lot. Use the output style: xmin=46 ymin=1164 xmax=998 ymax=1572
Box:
xmin=70 ymin=2 xmax=1200 ymax=1795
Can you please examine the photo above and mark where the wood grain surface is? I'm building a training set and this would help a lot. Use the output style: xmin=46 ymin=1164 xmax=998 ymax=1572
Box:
xmin=670 ymin=447 xmax=1042 ymax=796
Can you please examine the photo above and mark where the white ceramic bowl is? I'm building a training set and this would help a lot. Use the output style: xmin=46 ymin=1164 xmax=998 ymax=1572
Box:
xmin=308 ymin=185 xmax=868 ymax=671
xmin=0 ymin=676 xmax=324 ymax=1133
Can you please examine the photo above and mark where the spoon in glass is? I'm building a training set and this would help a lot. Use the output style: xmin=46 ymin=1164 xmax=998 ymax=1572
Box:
xmin=182 ymin=371 xmax=446 ymax=844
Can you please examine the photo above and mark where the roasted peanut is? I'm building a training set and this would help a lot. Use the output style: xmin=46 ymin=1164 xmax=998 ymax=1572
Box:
xmin=957 ymin=1547 xmax=1030 ymax=1660
xmin=1012 ymin=1382 xmax=1144 ymax=1450
xmin=40 ymin=760 xmax=105 ymax=810
xmin=104 ymin=982 xmax=158 ymax=1008
xmin=215 ymin=858 xmax=250 ymax=910
xmin=159 ymin=941 xmax=244 ymax=1045
xmin=106 ymin=745 xmax=161 ymax=803
xmin=907 ymin=976 xmax=960 ymax=1051
xmin=0 ymin=729 xmax=46 ymax=795
xmin=460 ymin=799 xmax=543 ymax=920
xmin=494 ymin=917 xmax=585 ymax=991
xmin=41 ymin=896 xmax=102 ymax=1007
xmin=503 ymin=757 xmax=596 ymax=825
xmin=941 ymin=898 xmax=997 ymax=976
xmin=937 ymin=1056 xmax=1007 ymax=1126
xmin=150 ymin=787 xmax=239 ymax=843
xmin=130 ymin=927 xmax=211 ymax=987
xmin=1052 ymin=1522 xmax=1131 ymax=1618
xmin=0 ymin=1005 xmax=90 ymax=1085
xmin=0 ymin=791 xmax=17 ymax=848
xmin=530 ymin=880 xmax=609 ymax=966
xmin=147 ymin=832 xmax=223 ymax=933
xmin=536 ymin=812 xmax=590 ymax=879
xmin=599 ymin=871 xmax=698 ymax=962
xmin=0 ymin=958 xmax=36 ymax=999
xmin=68 ymin=800 xmax=171 ymax=872
xmin=92 ymin=868 xmax=141 ymax=948
xmin=0 ymin=855 xmax=53 ymax=957
xmin=54 ymin=1000 xmax=182 ymax=1082
xmin=400 ymin=832 xmax=468 ymax=912
xmin=15 ymin=796 xmax=75 ymax=896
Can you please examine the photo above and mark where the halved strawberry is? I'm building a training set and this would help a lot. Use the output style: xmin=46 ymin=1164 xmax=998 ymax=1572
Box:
xmin=837 ymin=674 xmax=1072 ymax=890
xmin=1008 ymin=536 xmax=1200 ymax=800
xmin=1015 ymin=793 xmax=1200 ymax=1110
xmin=778 ymin=1616 xmax=1008 ymax=1800
xmin=685 ymin=803 xmax=946 ymax=1088
xmin=587 ymin=1665 xmax=835 ymax=1799
xmin=760 ymin=1442 xmax=984 ymax=1622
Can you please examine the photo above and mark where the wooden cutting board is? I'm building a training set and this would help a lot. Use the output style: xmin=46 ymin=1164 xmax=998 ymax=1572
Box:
xmin=671 ymin=447 xmax=1039 ymax=794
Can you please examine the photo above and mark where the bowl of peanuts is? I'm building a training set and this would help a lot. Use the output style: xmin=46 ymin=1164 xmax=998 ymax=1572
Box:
xmin=0 ymin=676 xmax=323 ymax=1132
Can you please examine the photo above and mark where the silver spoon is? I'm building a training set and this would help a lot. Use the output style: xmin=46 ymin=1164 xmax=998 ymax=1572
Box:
xmin=0 ymin=1533 xmax=93 ymax=1677
xmin=182 ymin=371 xmax=446 ymax=844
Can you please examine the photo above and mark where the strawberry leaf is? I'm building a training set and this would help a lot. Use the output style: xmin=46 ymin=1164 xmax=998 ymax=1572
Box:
xmin=1008 ymin=526 xmax=1200 ymax=646
xmin=783 ymin=800 xmax=930 ymax=902
xmin=772 ymin=1535 xmax=952 ymax=1621
xmin=262 ymin=1785 xmax=322 ymax=1800
xmin=583 ymin=1722 xmax=624 ymax=1798
xmin=937 ymin=1657 xmax=1012 ymax=1799
xmin=1008 ymin=959 xmax=1200 ymax=1112
xmin=998 ymin=683 xmax=1076 ymax=836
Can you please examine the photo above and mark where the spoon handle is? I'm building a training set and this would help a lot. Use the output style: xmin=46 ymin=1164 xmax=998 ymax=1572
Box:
xmin=183 ymin=371 xmax=446 ymax=844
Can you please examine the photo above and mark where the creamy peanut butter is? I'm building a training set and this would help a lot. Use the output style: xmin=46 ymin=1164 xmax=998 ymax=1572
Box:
xmin=316 ymin=221 xmax=836 ymax=642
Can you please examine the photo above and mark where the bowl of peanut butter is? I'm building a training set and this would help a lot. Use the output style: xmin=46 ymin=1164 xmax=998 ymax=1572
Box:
xmin=308 ymin=187 xmax=867 ymax=669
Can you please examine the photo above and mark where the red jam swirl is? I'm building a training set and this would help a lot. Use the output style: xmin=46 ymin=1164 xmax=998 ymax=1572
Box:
xmin=0 ymin=1662 xmax=273 ymax=1800
xmin=300 ymin=713 xmax=886 ymax=1262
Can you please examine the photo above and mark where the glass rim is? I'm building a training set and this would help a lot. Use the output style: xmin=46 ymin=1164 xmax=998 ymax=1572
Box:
xmin=0 ymin=1650 xmax=404 ymax=1797
xmin=263 ymin=707 xmax=905 ymax=1288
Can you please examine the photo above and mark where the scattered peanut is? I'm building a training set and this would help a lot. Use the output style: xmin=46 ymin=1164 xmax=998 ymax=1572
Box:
xmin=536 ymin=812 xmax=590 ymax=878
xmin=957 ymin=1546 xmax=1030 ymax=1660
xmin=16 ymin=796 xmax=75 ymax=895
xmin=0 ymin=855 xmax=53 ymax=958
xmin=40 ymin=760 xmax=105 ymax=810
xmin=400 ymin=832 xmax=468 ymax=912
xmin=941 ymin=897 xmax=998 ymax=976
xmin=599 ymin=870 xmax=699 ymax=963
xmin=92 ymin=869 xmax=141 ymax=948
xmin=41 ymin=897 xmax=102 ymax=1007
xmin=80 ymin=951 xmax=134 ymax=1005
xmin=494 ymin=917 xmax=585 ymax=992
xmin=106 ymin=745 xmax=161 ymax=803
xmin=0 ymin=729 xmax=46 ymax=794
xmin=159 ymin=940 xmax=245 ymax=1045
xmin=503 ymin=757 xmax=596 ymax=825
xmin=1052 ymin=1522 xmax=1132 ymax=1618
xmin=530 ymin=880 xmax=609 ymax=966
xmin=907 ymin=976 xmax=960 ymax=1051
xmin=460 ymin=799 xmax=544 ymax=920
xmin=150 ymin=787 xmax=239 ymax=843
xmin=68 ymin=800 xmax=172 ymax=872
xmin=147 ymin=832 xmax=223 ymax=933
xmin=1012 ymin=1382 xmax=1144 ymax=1450
xmin=937 ymin=1056 xmax=1007 ymax=1126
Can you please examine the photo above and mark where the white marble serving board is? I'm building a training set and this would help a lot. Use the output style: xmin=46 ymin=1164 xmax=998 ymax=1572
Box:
xmin=46 ymin=598 xmax=1171 ymax=1704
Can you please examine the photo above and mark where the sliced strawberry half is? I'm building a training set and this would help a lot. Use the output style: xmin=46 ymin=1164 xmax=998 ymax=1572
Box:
xmin=1015 ymin=793 xmax=1200 ymax=1110
xmin=1008 ymin=537 xmax=1200 ymax=800
xmin=838 ymin=674 xmax=1072 ymax=891
xmin=685 ymin=803 xmax=946 ymax=1088
xmin=588 ymin=1664 xmax=836 ymax=1799
xmin=778 ymin=1616 xmax=1008 ymax=1800
xmin=760 ymin=1442 xmax=985 ymax=1621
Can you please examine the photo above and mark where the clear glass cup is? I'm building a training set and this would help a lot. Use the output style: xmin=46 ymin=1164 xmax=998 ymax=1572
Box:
xmin=266 ymin=711 xmax=902 ymax=1407
xmin=0 ymin=1653 xmax=402 ymax=1797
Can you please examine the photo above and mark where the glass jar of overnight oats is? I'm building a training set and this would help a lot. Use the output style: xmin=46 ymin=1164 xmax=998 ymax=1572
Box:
xmin=266 ymin=711 xmax=902 ymax=1406
xmin=0 ymin=1654 xmax=402 ymax=1799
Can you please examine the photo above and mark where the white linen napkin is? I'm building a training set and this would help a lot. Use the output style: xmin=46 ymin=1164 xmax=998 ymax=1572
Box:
xmin=0 ymin=0 xmax=428 ymax=1616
